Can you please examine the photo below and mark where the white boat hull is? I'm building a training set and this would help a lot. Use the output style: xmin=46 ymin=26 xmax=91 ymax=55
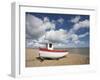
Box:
xmin=39 ymin=50 xmax=69 ymax=58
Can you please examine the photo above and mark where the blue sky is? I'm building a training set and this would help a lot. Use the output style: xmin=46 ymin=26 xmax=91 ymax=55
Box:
xmin=26 ymin=12 xmax=89 ymax=48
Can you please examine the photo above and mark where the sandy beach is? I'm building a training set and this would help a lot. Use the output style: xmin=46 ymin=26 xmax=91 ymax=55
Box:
xmin=25 ymin=48 xmax=89 ymax=67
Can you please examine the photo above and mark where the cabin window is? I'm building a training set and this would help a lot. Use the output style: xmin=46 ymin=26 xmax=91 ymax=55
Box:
xmin=49 ymin=43 xmax=52 ymax=48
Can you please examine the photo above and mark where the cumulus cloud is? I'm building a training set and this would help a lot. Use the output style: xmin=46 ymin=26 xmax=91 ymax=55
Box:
xmin=42 ymin=20 xmax=55 ymax=30
xmin=68 ymin=19 xmax=89 ymax=35
xmin=26 ymin=14 xmax=89 ymax=48
xmin=26 ymin=39 xmax=46 ymax=48
xmin=79 ymin=32 xmax=89 ymax=38
xmin=57 ymin=18 xmax=64 ymax=24
xmin=45 ymin=29 xmax=67 ymax=43
xmin=43 ymin=17 xmax=56 ymax=30
xmin=71 ymin=16 xmax=80 ymax=23
xmin=26 ymin=14 xmax=56 ymax=40
xmin=69 ymin=16 xmax=89 ymax=33
xmin=71 ymin=34 xmax=79 ymax=41
xmin=26 ymin=14 xmax=44 ymax=39
xmin=73 ymin=19 xmax=89 ymax=31
xmin=43 ymin=17 xmax=50 ymax=22
xmin=70 ymin=32 xmax=89 ymax=44
xmin=53 ymin=43 xmax=67 ymax=48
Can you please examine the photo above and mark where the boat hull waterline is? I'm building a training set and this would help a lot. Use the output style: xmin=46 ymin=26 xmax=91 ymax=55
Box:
xmin=39 ymin=48 xmax=69 ymax=58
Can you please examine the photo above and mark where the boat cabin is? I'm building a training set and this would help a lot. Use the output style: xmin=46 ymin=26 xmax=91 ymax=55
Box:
xmin=46 ymin=43 xmax=54 ymax=50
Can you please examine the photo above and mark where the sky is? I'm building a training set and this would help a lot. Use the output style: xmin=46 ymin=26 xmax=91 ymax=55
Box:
xmin=26 ymin=12 xmax=90 ymax=48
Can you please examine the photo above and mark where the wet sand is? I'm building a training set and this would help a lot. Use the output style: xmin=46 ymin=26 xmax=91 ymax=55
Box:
xmin=26 ymin=48 xmax=89 ymax=67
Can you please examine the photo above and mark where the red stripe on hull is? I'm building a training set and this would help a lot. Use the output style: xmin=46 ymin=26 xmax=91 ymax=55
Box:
xmin=39 ymin=48 xmax=68 ymax=52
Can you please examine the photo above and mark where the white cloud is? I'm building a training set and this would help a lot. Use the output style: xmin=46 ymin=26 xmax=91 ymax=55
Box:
xmin=53 ymin=43 xmax=67 ymax=48
xmin=66 ymin=18 xmax=90 ymax=47
xmin=26 ymin=14 xmax=44 ymax=39
xmin=68 ymin=19 xmax=89 ymax=36
xmin=71 ymin=16 xmax=80 ymax=23
xmin=71 ymin=34 xmax=79 ymax=41
xmin=43 ymin=17 xmax=55 ymax=30
xmin=26 ymin=14 xmax=59 ymax=48
xmin=26 ymin=14 xmax=56 ymax=40
xmin=26 ymin=39 xmax=46 ymax=48
xmin=26 ymin=14 xmax=89 ymax=48
xmin=68 ymin=31 xmax=89 ymax=46
xmin=70 ymin=33 xmax=80 ymax=44
xmin=42 ymin=21 xmax=55 ymax=30
xmin=45 ymin=29 xmax=67 ymax=43
xmin=57 ymin=18 xmax=64 ymax=24
xmin=73 ymin=19 xmax=89 ymax=31
xmin=70 ymin=32 xmax=89 ymax=44
xmin=43 ymin=17 xmax=50 ymax=22
xmin=79 ymin=32 xmax=89 ymax=38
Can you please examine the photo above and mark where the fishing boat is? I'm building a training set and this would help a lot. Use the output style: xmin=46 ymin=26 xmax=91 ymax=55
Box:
xmin=39 ymin=43 xmax=69 ymax=59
